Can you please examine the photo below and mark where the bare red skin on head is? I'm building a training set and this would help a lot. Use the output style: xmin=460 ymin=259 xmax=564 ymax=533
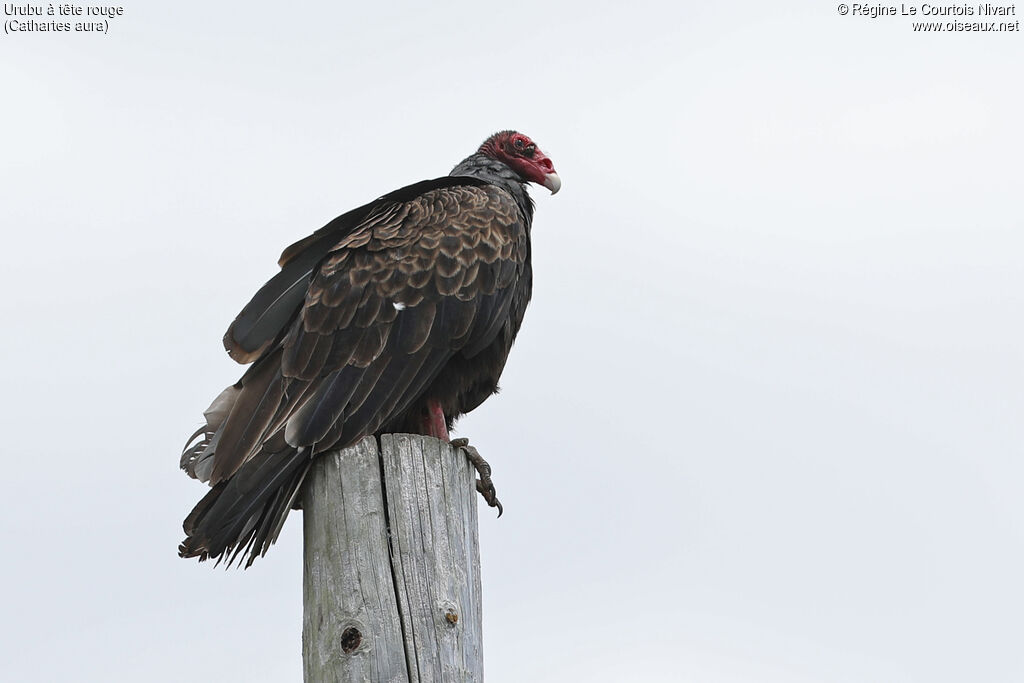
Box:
xmin=478 ymin=131 xmax=557 ymax=186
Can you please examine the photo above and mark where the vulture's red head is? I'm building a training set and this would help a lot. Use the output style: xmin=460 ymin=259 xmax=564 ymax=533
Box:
xmin=479 ymin=131 xmax=561 ymax=194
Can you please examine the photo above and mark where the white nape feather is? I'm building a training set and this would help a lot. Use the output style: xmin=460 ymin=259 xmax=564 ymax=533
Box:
xmin=393 ymin=302 xmax=406 ymax=311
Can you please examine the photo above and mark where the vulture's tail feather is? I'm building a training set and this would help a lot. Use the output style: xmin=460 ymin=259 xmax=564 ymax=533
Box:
xmin=179 ymin=445 xmax=312 ymax=568
xmin=180 ymin=383 xmax=241 ymax=482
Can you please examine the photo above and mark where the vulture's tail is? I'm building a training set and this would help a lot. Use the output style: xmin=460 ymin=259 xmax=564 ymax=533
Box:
xmin=178 ymin=445 xmax=312 ymax=568
xmin=179 ymin=347 xmax=315 ymax=567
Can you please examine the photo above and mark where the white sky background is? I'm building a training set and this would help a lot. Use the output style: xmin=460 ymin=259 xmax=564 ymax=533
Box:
xmin=2 ymin=1 xmax=1022 ymax=680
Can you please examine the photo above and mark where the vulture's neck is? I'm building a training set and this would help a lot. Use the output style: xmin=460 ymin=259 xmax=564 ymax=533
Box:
xmin=449 ymin=153 xmax=535 ymax=223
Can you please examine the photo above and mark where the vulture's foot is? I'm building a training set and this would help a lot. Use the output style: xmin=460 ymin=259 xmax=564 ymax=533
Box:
xmin=451 ymin=438 xmax=503 ymax=517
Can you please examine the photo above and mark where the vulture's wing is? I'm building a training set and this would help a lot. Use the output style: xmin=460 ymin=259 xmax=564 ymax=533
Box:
xmin=204 ymin=181 xmax=528 ymax=486
xmin=223 ymin=177 xmax=491 ymax=364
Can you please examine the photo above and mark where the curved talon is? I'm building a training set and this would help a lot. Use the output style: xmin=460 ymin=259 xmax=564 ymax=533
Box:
xmin=453 ymin=439 xmax=503 ymax=517
xmin=476 ymin=480 xmax=503 ymax=517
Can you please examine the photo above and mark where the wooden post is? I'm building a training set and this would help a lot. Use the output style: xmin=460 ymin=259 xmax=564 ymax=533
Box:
xmin=302 ymin=434 xmax=484 ymax=683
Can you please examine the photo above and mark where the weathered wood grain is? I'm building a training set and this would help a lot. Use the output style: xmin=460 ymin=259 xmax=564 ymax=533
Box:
xmin=302 ymin=434 xmax=483 ymax=683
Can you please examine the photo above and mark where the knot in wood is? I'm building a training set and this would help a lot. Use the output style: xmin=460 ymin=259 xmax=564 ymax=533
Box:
xmin=340 ymin=626 xmax=362 ymax=653
xmin=444 ymin=608 xmax=459 ymax=625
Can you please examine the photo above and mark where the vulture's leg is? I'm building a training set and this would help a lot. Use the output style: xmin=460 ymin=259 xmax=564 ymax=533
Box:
xmin=451 ymin=437 xmax=503 ymax=517
xmin=421 ymin=399 xmax=451 ymax=441
xmin=420 ymin=400 xmax=502 ymax=515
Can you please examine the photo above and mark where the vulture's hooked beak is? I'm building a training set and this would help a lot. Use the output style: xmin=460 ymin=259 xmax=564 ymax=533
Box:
xmin=543 ymin=173 xmax=561 ymax=195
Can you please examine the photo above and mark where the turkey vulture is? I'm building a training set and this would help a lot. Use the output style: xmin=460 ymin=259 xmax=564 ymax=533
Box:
xmin=179 ymin=130 xmax=560 ymax=567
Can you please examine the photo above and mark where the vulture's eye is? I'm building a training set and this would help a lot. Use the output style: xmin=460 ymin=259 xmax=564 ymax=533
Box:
xmin=513 ymin=138 xmax=525 ymax=150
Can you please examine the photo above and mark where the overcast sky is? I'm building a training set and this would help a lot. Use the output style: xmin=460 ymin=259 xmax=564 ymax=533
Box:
xmin=2 ymin=1 xmax=1022 ymax=681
